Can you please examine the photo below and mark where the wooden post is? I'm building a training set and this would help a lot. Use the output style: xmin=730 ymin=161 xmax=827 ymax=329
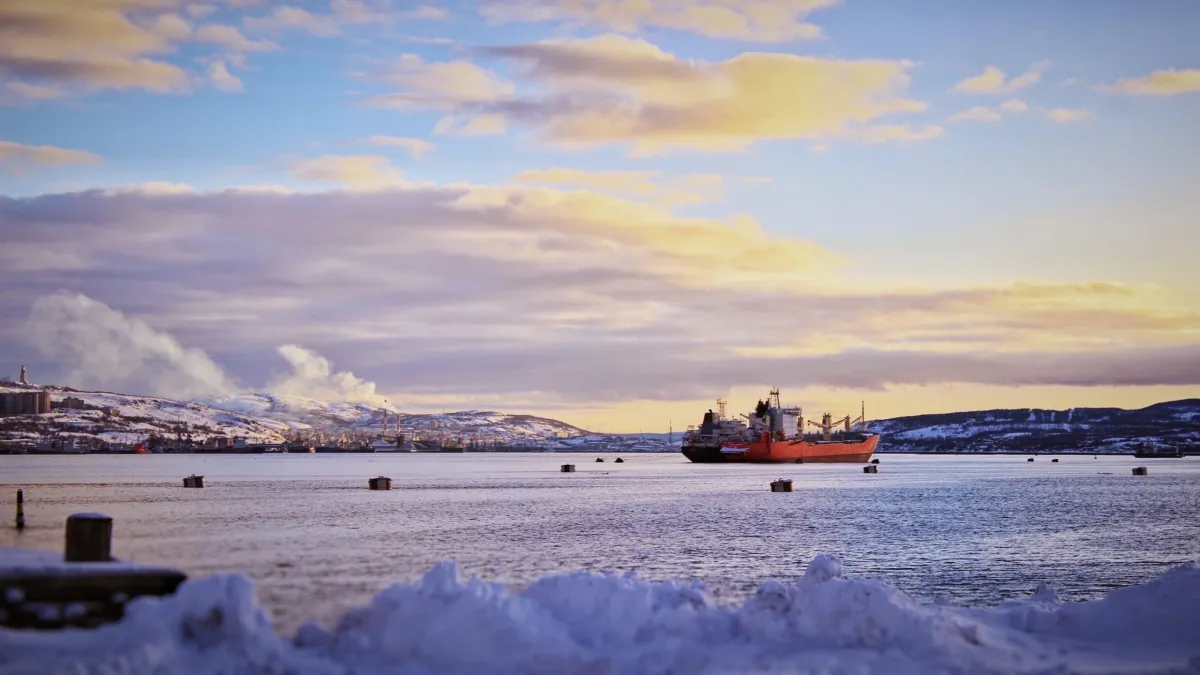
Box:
xmin=64 ymin=513 xmax=113 ymax=562
xmin=15 ymin=489 xmax=24 ymax=531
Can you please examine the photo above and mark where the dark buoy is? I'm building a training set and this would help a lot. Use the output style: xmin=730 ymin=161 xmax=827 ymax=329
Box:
xmin=870 ymin=458 xmax=880 ymax=464
xmin=863 ymin=465 xmax=878 ymax=474
xmin=770 ymin=478 xmax=793 ymax=492
xmin=182 ymin=475 xmax=204 ymax=488
xmin=561 ymin=464 xmax=575 ymax=473
xmin=1051 ymin=458 xmax=1059 ymax=463
xmin=1027 ymin=458 xmax=1035 ymax=462
xmin=15 ymin=489 xmax=25 ymax=531
xmin=368 ymin=476 xmax=392 ymax=490
xmin=1132 ymin=466 xmax=1148 ymax=476
xmin=596 ymin=458 xmax=604 ymax=463
xmin=64 ymin=513 xmax=113 ymax=562
xmin=614 ymin=458 xmax=624 ymax=463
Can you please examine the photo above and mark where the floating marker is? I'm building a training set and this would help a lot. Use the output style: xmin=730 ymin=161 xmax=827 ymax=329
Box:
xmin=182 ymin=475 xmax=204 ymax=488
xmin=770 ymin=478 xmax=793 ymax=492
xmin=368 ymin=476 xmax=392 ymax=490
xmin=561 ymin=464 xmax=575 ymax=473
xmin=863 ymin=465 xmax=878 ymax=474
xmin=15 ymin=490 xmax=25 ymax=531
xmin=64 ymin=513 xmax=113 ymax=563
xmin=1132 ymin=467 xmax=1148 ymax=476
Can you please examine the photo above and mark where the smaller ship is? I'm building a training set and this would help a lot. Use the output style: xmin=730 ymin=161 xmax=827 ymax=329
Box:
xmin=1132 ymin=443 xmax=1184 ymax=458
xmin=681 ymin=389 xmax=879 ymax=463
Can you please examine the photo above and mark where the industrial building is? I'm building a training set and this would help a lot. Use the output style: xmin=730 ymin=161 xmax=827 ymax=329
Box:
xmin=53 ymin=396 xmax=86 ymax=410
xmin=0 ymin=391 xmax=51 ymax=415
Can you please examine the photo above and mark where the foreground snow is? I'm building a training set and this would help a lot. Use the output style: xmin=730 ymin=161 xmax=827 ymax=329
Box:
xmin=2 ymin=556 xmax=1198 ymax=675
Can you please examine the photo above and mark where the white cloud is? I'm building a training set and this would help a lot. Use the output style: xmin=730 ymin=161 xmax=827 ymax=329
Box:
xmin=0 ymin=139 xmax=100 ymax=171
xmin=999 ymin=99 xmax=1028 ymax=113
xmin=948 ymin=106 xmax=1002 ymax=123
xmin=1101 ymin=69 xmax=1200 ymax=96
xmin=195 ymin=24 xmax=280 ymax=52
xmin=1045 ymin=108 xmax=1093 ymax=123
xmin=209 ymin=61 xmax=245 ymax=92
xmin=290 ymin=155 xmax=408 ymax=188
xmin=367 ymin=136 xmax=435 ymax=159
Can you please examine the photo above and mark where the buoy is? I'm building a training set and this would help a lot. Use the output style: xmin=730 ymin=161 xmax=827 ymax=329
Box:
xmin=595 ymin=458 xmax=604 ymax=463
xmin=182 ymin=475 xmax=204 ymax=488
xmin=863 ymin=465 xmax=878 ymax=474
xmin=1027 ymin=458 xmax=1034 ymax=462
xmin=1132 ymin=467 xmax=1148 ymax=476
xmin=368 ymin=476 xmax=392 ymax=490
xmin=1051 ymin=458 xmax=1059 ymax=463
xmin=64 ymin=513 xmax=113 ymax=562
xmin=870 ymin=458 xmax=880 ymax=464
xmin=15 ymin=489 xmax=25 ymax=531
xmin=770 ymin=479 xmax=793 ymax=492
xmin=614 ymin=458 xmax=624 ymax=463
xmin=561 ymin=464 xmax=575 ymax=473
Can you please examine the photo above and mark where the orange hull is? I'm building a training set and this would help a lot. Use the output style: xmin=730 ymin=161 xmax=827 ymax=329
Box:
xmin=684 ymin=433 xmax=878 ymax=463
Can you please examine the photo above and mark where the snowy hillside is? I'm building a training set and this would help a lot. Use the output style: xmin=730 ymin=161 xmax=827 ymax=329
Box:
xmin=0 ymin=384 xmax=288 ymax=449
xmin=870 ymin=399 xmax=1200 ymax=454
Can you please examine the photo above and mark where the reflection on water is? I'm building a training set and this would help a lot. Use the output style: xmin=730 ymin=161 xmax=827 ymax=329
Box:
xmin=2 ymin=453 xmax=1198 ymax=632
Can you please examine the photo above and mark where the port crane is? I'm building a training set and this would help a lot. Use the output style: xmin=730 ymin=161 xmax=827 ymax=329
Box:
xmin=806 ymin=403 xmax=868 ymax=441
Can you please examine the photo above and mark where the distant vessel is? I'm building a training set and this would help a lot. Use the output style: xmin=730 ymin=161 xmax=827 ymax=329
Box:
xmin=681 ymin=389 xmax=878 ymax=463
xmin=1132 ymin=443 xmax=1184 ymax=458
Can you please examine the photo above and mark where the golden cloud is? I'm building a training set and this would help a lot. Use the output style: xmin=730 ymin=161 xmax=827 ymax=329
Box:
xmin=1102 ymin=69 xmax=1200 ymax=96
xmin=0 ymin=139 xmax=101 ymax=172
xmin=948 ymin=106 xmax=1002 ymax=123
xmin=290 ymin=155 xmax=408 ymax=189
xmin=480 ymin=0 xmax=840 ymax=42
xmin=375 ymin=34 xmax=931 ymax=154
xmin=512 ymin=168 xmax=725 ymax=207
xmin=955 ymin=62 xmax=1049 ymax=95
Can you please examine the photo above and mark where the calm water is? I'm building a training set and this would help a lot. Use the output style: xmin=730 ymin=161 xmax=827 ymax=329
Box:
xmin=2 ymin=453 xmax=1199 ymax=632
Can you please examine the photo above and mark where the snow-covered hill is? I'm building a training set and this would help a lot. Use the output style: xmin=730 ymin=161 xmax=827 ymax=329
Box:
xmin=0 ymin=384 xmax=289 ymax=449
xmin=870 ymin=399 xmax=1200 ymax=454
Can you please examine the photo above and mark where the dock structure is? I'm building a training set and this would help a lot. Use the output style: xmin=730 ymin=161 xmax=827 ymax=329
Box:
xmin=1 ymin=514 xmax=185 ymax=630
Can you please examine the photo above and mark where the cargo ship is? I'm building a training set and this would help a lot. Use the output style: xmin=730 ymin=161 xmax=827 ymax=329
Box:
xmin=681 ymin=389 xmax=878 ymax=463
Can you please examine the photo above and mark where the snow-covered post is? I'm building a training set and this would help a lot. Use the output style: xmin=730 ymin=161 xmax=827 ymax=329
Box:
xmin=64 ymin=513 xmax=113 ymax=562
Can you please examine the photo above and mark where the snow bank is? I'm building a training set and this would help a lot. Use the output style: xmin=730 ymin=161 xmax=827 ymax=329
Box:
xmin=2 ymin=555 xmax=1198 ymax=675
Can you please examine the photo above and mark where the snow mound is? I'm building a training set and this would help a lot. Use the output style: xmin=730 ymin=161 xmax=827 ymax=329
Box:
xmin=1 ymin=557 xmax=1198 ymax=674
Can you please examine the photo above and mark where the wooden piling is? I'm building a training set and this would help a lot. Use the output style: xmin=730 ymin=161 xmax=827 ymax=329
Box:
xmin=770 ymin=479 xmax=793 ymax=492
xmin=64 ymin=513 xmax=113 ymax=563
xmin=1132 ymin=466 xmax=1148 ymax=476
xmin=561 ymin=464 xmax=575 ymax=473
xmin=182 ymin=475 xmax=204 ymax=488
xmin=863 ymin=465 xmax=878 ymax=474
xmin=15 ymin=489 xmax=24 ymax=531
xmin=368 ymin=476 xmax=392 ymax=490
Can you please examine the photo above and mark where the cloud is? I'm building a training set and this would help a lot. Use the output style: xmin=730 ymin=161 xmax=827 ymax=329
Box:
xmin=955 ymin=62 xmax=1049 ymax=95
xmin=0 ymin=0 xmax=192 ymax=94
xmin=0 ymin=139 xmax=100 ymax=172
xmin=742 ymin=176 xmax=774 ymax=184
xmin=948 ymin=106 xmax=1002 ymax=123
xmin=378 ymin=34 xmax=931 ymax=154
xmin=367 ymin=135 xmax=436 ymax=159
xmin=268 ymin=345 xmax=381 ymax=403
xmin=290 ymin=155 xmax=408 ymax=188
xmin=194 ymin=24 xmax=279 ymax=52
xmin=999 ymin=99 xmax=1028 ymax=113
xmin=1101 ymin=69 xmax=1200 ymax=96
xmin=25 ymin=291 xmax=238 ymax=399
xmin=512 ymin=168 xmax=725 ymax=207
xmin=208 ymin=61 xmax=245 ymax=92
xmin=3 ymin=187 xmax=1196 ymax=410
xmin=480 ymin=0 xmax=839 ymax=42
xmin=433 ymin=113 xmax=509 ymax=136
xmin=365 ymin=54 xmax=516 ymax=110
xmin=244 ymin=1 xmax=447 ymax=36
xmin=1045 ymin=107 xmax=1093 ymax=123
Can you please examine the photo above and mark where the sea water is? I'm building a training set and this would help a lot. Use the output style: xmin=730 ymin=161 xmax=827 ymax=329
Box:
xmin=2 ymin=453 xmax=1198 ymax=633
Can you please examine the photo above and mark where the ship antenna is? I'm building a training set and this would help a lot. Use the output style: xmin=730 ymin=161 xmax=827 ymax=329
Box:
xmin=717 ymin=399 xmax=727 ymax=419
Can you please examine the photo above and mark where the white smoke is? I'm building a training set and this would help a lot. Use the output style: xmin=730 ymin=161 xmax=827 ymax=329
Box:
xmin=26 ymin=291 xmax=238 ymax=399
xmin=268 ymin=345 xmax=382 ymax=404
xmin=25 ymin=292 xmax=383 ymax=404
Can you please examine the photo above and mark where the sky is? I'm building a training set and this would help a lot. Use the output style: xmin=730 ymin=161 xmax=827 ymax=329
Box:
xmin=1 ymin=0 xmax=1199 ymax=432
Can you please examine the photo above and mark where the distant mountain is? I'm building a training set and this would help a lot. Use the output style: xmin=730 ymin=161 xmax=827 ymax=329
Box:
xmin=4 ymin=383 xmax=1197 ymax=455
xmin=870 ymin=399 xmax=1200 ymax=454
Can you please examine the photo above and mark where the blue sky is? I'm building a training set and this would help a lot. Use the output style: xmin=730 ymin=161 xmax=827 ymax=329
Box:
xmin=1 ymin=0 xmax=1198 ymax=429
